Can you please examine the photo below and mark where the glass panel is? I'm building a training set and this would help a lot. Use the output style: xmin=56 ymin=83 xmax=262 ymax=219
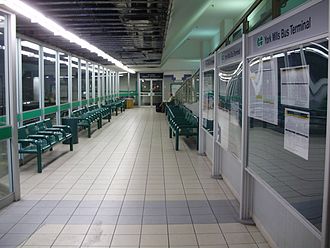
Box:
xmin=95 ymin=65 xmax=99 ymax=99
xmin=60 ymin=110 xmax=69 ymax=118
xmin=0 ymin=16 xmax=5 ymax=119
xmin=280 ymin=0 xmax=309 ymax=15
xmin=21 ymin=40 xmax=40 ymax=111
xmin=59 ymin=53 xmax=68 ymax=104
xmin=217 ymin=61 xmax=243 ymax=159
xmin=202 ymin=70 xmax=214 ymax=134
xmin=0 ymin=14 xmax=10 ymax=198
xmin=152 ymin=80 xmax=162 ymax=105
xmin=141 ymin=80 xmax=151 ymax=92
xmin=72 ymin=57 xmax=78 ymax=102
xmin=0 ymin=140 xmax=9 ymax=198
xmin=45 ymin=113 xmax=56 ymax=125
xmin=43 ymin=47 xmax=56 ymax=107
xmin=88 ymin=63 xmax=93 ymax=99
xmin=81 ymin=60 xmax=86 ymax=100
xmin=247 ymin=39 xmax=328 ymax=231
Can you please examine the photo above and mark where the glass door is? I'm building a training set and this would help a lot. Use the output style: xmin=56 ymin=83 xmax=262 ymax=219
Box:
xmin=152 ymin=80 xmax=162 ymax=106
xmin=140 ymin=79 xmax=163 ymax=106
xmin=140 ymin=79 xmax=151 ymax=106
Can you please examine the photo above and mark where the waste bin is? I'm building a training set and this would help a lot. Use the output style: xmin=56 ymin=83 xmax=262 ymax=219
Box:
xmin=62 ymin=117 xmax=79 ymax=144
xmin=125 ymin=98 xmax=134 ymax=109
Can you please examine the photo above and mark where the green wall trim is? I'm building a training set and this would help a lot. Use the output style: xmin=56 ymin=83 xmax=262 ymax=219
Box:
xmin=72 ymin=101 xmax=80 ymax=108
xmin=0 ymin=126 xmax=12 ymax=140
xmin=119 ymin=91 xmax=138 ymax=97
xmin=0 ymin=116 xmax=6 ymax=124
xmin=60 ymin=103 xmax=71 ymax=111
xmin=44 ymin=105 xmax=59 ymax=115
xmin=23 ymin=109 xmax=42 ymax=121
xmin=81 ymin=100 xmax=88 ymax=106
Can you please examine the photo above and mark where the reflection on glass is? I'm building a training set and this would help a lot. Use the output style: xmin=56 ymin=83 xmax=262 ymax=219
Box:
xmin=95 ymin=66 xmax=99 ymax=99
xmin=44 ymin=47 xmax=56 ymax=107
xmin=152 ymin=80 xmax=162 ymax=105
xmin=59 ymin=53 xmax=68 ymax=104
xmin=217 ymin=62 xmax=242 ymax=159
xmin=72 ymin=57 xmax=78 ymax=102
xmin=141 ymin=80 xmax=150 ymax=92
xmin=247 ymin=40 xmax=328 ymax=230
xmin=21 ymin=40 xmax=40 ymax=111
xmin=45 ymin=113 xmax=56 ymax=125
xmin=60 ymin=110 xmax=68 ymax=118
xmin=81 ymin=60 xmax=86 ymax=100
xmin=202 ymin=70 xmax=214 ymax=134
xmin=88 ymin=63 xmax=93 ymax=99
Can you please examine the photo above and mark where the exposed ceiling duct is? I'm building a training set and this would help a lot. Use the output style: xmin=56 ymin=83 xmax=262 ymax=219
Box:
xmin=15 ymin=0 xmax=171 ymax=67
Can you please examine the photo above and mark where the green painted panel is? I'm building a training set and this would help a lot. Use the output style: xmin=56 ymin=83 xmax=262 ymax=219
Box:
xmin=23 ymin=109 xmax=42 ymax=120
xmin=0 ymin=126 xmax=12 ymax=140
xmin=60 ymin=103 xmax=71 ymax=111
xmin=89 ymin=98 xmax=95 ymax=103
xmin=72 ymin=101 xmax=81 ymax=108
xmin=44 ymin=105 xmax=59 ymax=115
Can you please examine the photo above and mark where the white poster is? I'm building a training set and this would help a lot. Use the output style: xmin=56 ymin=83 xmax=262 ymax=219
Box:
xmin=281 ymin=65 xmax=309 ymax=108
xmin=284 ymin=108 xmax=310 ymax=160
xmin=249 ymin=57 xmax=278 ymax=125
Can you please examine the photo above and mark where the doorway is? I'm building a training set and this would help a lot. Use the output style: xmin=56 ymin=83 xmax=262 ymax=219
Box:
xmin=140 ymin=79 xmax=163 ymax=106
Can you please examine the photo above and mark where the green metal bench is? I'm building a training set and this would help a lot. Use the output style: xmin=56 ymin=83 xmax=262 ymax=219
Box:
xmin=87 ymin=104 xmax=111 ymax=127
xmin=167 ymin=105 xmax=199 ymax=151
xmin=72 ymin=108 xmax=101 ymax=137
xmin=18 ymin=120 xmax=73 ymax=173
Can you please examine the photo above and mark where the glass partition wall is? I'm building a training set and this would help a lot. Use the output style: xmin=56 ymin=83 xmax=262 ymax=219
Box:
xmin=17 ymin=38 xmax=116 ymax=125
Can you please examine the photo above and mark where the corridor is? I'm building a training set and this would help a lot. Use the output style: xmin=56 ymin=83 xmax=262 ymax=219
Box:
xmin=0 ymin=108 xmax=268 ymax=247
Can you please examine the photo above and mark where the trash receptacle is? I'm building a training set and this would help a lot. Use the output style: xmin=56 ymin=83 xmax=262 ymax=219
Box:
xmin=62 ymin=117 xmax=79 ymax=144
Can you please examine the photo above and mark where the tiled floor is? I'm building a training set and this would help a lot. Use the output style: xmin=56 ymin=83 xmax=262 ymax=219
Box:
xmin=0 ymin=107 xmax=269 ymax=247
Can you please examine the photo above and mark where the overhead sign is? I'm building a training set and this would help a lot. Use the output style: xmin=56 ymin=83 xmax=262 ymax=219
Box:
xmin=217 ymin=41 xmax=242 ymax=67
xmin=203 ymin=55 xmax=214 ymax=71
xmin=249 ymin=0 xmax=328 ymax=55
xmin=140 ymin=73 xmax=163 ymax=79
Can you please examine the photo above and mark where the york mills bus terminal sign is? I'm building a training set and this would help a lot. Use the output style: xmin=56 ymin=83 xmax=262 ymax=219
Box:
xmin=257 ymin=17 xmax=311 ymax=48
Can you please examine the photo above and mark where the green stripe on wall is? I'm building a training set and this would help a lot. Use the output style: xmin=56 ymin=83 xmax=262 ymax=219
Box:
xmin=72 ymin=101 xmax=80 ymax=108
xmin=0 ymin=126 xmax=12 ymax=140
xmin=44 ymin=105 xmax=58 ymax=115
xmin=60 ymin=103 xmax=71 ymax=111
xmin=22 ymin=109 xmax=42 ymax=121
xmin=0 ymin=116 xmax=6 ymax=123
xmin=81 ymin=100 xmax=88 ymax=106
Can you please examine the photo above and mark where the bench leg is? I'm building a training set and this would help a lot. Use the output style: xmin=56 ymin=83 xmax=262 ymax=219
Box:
xmin=116 ymin=109 xmax=118 ymax=116
xmin=69 ymin=137 xmax=73 ymax=151
xmin=108 ymin=114 xmax=111 ymax=122
xmin=37 ymin=150 xmax=42 ymax=173
xmin=169 ymin=127 xmax=172 ymax=138
xmin=175 ymin=130 xmax=179 ymax=151
xmin=88 ymin=126 xmax=91 ymax=138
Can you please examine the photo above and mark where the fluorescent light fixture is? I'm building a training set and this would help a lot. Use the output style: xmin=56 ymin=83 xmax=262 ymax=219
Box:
xmin=4 ymin=0 xmax=135 ymax=74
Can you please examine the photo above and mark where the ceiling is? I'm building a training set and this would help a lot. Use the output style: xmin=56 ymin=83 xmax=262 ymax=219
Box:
xmin=16 ymin=0 xmax=172 ymax=67
xmin=14 ymin=0 xmax=255 ymax=73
